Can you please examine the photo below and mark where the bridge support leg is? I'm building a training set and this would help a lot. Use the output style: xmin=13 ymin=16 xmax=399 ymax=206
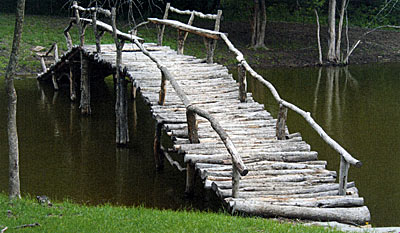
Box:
xmin=276 ymin=104 xmax=288 ymax=140
xmin=153 ymin=121 xmax=164 ymax=170
xmin=116 ymin=76 xmax=129 ymax=145
xmin=68 ymin=60 xmax=76 ymax=101
xmin=185 ymin=163 xmax=196 ymax=196
xmin=51 ymin=71 xmax=59 ymax=91
xmin=131 ymin=80 xmax=137 ymax=100
xmin=80 ymin=54 xmax=91 ymax=115
xmin=185 ymin=110 xmax=200 ymax=196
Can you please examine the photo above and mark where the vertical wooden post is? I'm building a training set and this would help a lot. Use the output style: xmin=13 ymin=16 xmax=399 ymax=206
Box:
xmin=177 ymin=29 xmax=185 ymax=55
xmin=276 ymin=104 xmax=288 ymax=140
xmin=40 ymin=57 xmax=46 ymax=73
xmin=232 ymin=164 xmax=240 ymax=198
xmin=178 ymin=12 xmax=195 ymax=55
xmin=68 ymin=60 xmax=76 ymax=101
xmin=131 ymin=80 xmax=137 ymax=100
xmin=153 ymin=122 xmax=164 ymax=170
xmin=51 ymin=71 xmax=59 ymax=91
xmin=185 ymin=109 xmax=200 ymax=195
xmin=54 ymin=43 xmax=59 ymax=63
xmin=112 ymin=7 xmax=129 ymax=145
xmin=158 ymin=70 xmax=167 ymax=105
xmin=186 ymin=109 xmax=200 ymax=144
xmin=238 ymin=63 xmax=247 ymax=102
xmin=212 ymin=10 xmax=222 ymax=52
xmin=80 ymin=54 xmax=91 ymax=114
xmin=204 ymin=38 xmax=216 ymax=64
xmin=157 ymin=2 xmax=170 ymax=46
xmin=338 ymin=155 xmax=350 ymax=195
xmin=92 ymin=10 xmax=101 ymax=54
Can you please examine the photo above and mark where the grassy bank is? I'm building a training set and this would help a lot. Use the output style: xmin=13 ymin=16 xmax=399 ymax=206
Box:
xmin=0 ymin=193 xmax=340 ymax=232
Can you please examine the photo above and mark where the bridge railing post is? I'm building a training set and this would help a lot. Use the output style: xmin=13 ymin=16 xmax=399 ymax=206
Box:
xmin=276 ymin=104 xmax=288 ymax=140
xmin=338 ymin=155 xmax=350 ymax=195
xmin=158 ymin=2 xmax=170 ymax=46
xmin=112 ymin=7 xmax=129 ymax=145
xmin=185 ymin=109 xmax=199 ymax=196
xmin=238 ymin=63 xmax=247 ymax=102
xmin=159 ymin=70 xmax=167 ymax=105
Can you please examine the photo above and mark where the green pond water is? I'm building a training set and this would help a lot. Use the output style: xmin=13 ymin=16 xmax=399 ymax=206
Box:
xmin=0 ymin=63 xmax=399 ymax=226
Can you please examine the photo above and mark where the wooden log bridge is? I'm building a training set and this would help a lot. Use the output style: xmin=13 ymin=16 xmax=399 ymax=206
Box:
xmin=36 ymin=3 xmax=370 ymax=225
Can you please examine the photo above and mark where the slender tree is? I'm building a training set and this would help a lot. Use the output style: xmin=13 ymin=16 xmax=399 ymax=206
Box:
xmin=251 ymin=0 xmax=267 ymax=49
xmin=5 ymin=0 xmax=26 ymax=199
xmin=327 ymin=0 xmax=337 ymax=63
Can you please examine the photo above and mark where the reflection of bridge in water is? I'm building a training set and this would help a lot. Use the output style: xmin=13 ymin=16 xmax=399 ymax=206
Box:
xmin=37 ymin=2 xmax=370 ymax=225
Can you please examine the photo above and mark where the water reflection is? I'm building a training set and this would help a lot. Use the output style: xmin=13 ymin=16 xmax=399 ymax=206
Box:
xmin=246 ymin=64 xmax=400 ymax=227
xmin=0 ymin=78 xmax=219 ymax=212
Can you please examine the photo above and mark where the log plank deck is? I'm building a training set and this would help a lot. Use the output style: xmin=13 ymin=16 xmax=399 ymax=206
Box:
xmin=38 ymin=43 xmax=370 ymax=225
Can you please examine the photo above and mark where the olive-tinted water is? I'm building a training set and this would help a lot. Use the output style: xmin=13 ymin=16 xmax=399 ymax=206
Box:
xmin=0 ymin=63 xmax=399 ymax=226
xmin=246 ymin=64 xmax=400 ymax=227
xmin=0 ymin=78 xmax=220 ymax=211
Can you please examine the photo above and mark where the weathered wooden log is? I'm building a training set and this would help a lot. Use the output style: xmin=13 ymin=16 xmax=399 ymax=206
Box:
xmin=186 ymin=109 xmax=199 ymax=144
xmin=71 ymin=4 xmax=111 ymax=17
xmin=158 ymin=71 xmax=167 ymax=105
xmin=230 ymin=201 xmax=370 ymax=225
xmin=169 ymin=6 xmax=220 ymax=19
xmin=40 ymin=57 xmax=47 ymax=72
xmin=161 ymin=145 xmax=186 ymax=172
xmin=276 ymin=104 xmax=288 ymax=140
xmin=54 ymin=43 xmax=59 ymax=63
xmin=232 ymin=164 xmax=240 ymax=198
xmin=157 ymin=2 xmax=170 ymax=46
xmin=229 ymin=196 xmax=364 ymax=208
xmin=112 ymin=7 xmax=129 ymax=145
xmin=68 ymin=60 xmax=76 ymax=101
xmin=79 ymin=54 xmax=91 ymax=114
xmin=63 ymin=20 xmax=74 ymax=50
xmin=185 ymin=163 xmax=196 ymax=196
xmin=204 ymin=38 xmax=216 ymax=64
xmin=338 ymin=155 xmax=350 ymax=195
xmin=148 ymin=18 xmax=221 ymax=40
xmin=220 ymin=33 xmax=362 ymax=167
xmin=153 ymin=122 xmax=164 ymax=170
xmin=238 ymin=63 xmax=247 ymax=102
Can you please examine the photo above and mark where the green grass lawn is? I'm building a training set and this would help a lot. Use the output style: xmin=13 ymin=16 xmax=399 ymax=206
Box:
xmin=0 ymin=193 xmax=341 ymax=232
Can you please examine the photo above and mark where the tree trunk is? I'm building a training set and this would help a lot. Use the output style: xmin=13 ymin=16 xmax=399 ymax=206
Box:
xmin=251 ymin=0 xmax=267 ymax=49
xmin=314 ymin=9 xmax=323 ymax=65
xmin=5 ymin=0 xmax=25 ymax=200
xmin=327 ymin=0 xmax=337 ymax=63
xmin=336 ymin=0 xmax=347 ymax=62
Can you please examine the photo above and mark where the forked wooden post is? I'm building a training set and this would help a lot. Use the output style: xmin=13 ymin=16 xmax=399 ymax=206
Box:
xmin=158 ymin=70 xmax=167 ymax=105
xmin=338 ymin=155 xmax=350 ymax=195
xmin=276 ymin=104 xmax=288 ymax=140
xmin=238 ymin=63 xmax=247 ymax=102
xmin=153 ymin=122 xmax=164 ymax=170
xmin=157 ymin=2 xmax=171 ymax=46
xmin=212 ymin=10 xmax=222 ymax=52
xmin=185 ymin=109 xmax=200 ymax=195
xmin=177 ymin=12 xmax=195 ymax=55
xmin=112 ymin=7 xmax=129 ymax=145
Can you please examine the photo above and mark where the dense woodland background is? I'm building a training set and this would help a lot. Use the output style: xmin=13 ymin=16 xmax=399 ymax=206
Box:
xmin=1 ymin=0 xmax=399 ymax=28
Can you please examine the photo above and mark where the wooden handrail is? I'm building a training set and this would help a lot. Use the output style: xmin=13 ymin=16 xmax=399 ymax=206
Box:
xmin=71 ymin=4 xmax=111 ymax=17
xmin=132 ymin=38 xmax=248 ymax=197
xmin=169 ymin=6 xmax=220 ymax=20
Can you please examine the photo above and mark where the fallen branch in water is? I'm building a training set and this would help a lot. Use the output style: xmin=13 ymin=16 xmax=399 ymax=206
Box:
xmin=15 ymin=223 xmax=40 ymax=229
